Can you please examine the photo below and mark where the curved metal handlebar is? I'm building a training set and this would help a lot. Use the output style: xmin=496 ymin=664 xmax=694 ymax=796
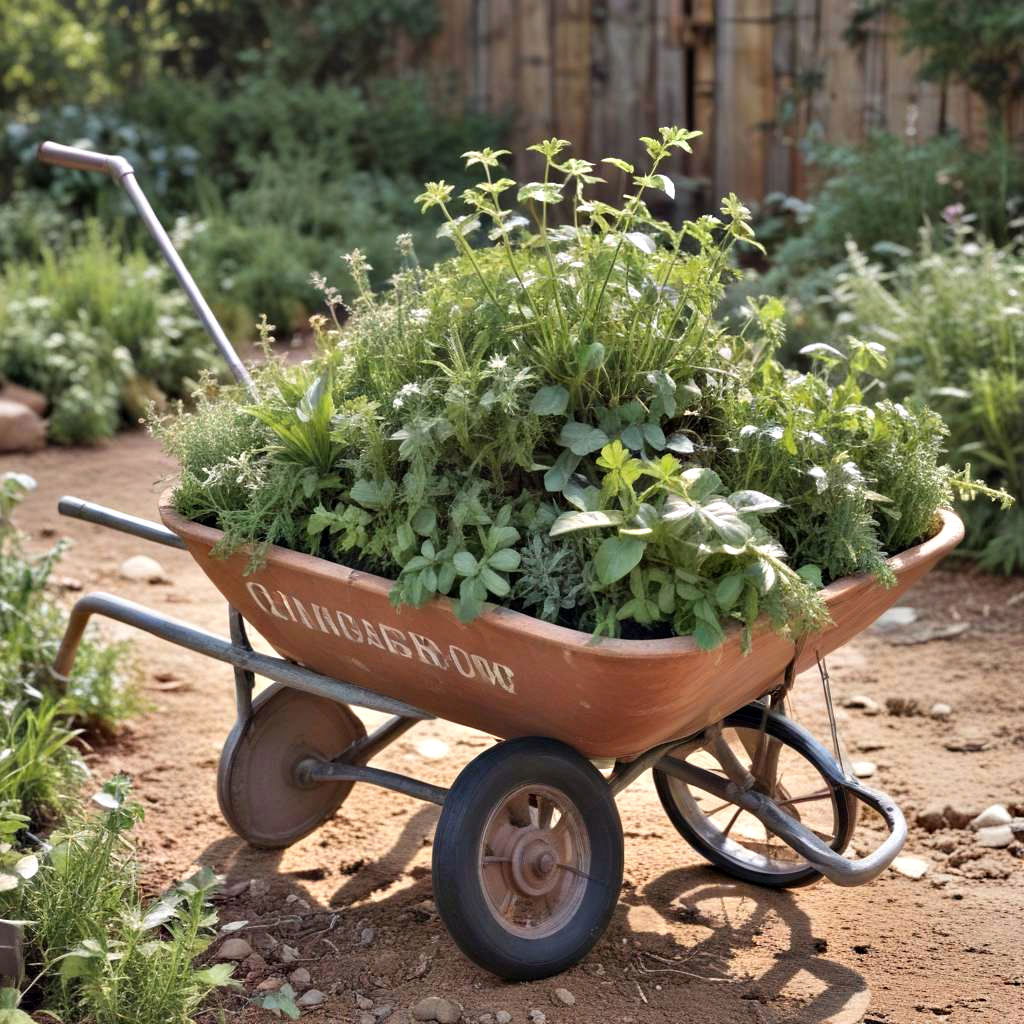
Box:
xmin=36 ymin=140 xmax=255 ymax=395
xmin=37 ymin=141 xmax=134 ymax=179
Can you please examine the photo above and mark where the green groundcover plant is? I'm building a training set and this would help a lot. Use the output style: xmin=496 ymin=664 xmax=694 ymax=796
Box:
xmin=156 ymin=130 xmax=1008 ymax=650
xmin=831 ymin=229 xmax=1024 ymax=572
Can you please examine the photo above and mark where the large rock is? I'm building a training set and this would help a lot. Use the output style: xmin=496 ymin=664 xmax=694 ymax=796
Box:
xmin=0 ymin=382 xmax=47 ymax=416
xmin=0 ymin=398 xmax=46 ymax=453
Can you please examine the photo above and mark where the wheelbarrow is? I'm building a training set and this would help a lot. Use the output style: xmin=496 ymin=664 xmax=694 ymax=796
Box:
xmin=39 ymin=141 xmax=965 ymax=981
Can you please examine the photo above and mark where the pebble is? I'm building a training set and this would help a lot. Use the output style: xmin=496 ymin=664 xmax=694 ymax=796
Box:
xmin=375 ymin=1005 xmax=394 ymax=1021
xmin=970 ymin=804 xmax=1011 ymax=830
xmin=929 ymin=702 xmax=953 ymax=720
xmin=529 ymin=1012 xmax=547 ymax=1024
xmin=852 ymin=761 xmax=877 ymax=779
xmin=496 ymin=1013 xmax=512 ymax=1024
xmin=119 ymin=554 xmax=167 ymax=583
xmin=944 ymin=735 xmax=990 ymax=753
xmin=842 ymin=694 xmax=880 ymax=715
xmin=216 ymin=937 xmax=253 ymax=960
xmin=360 ymin=926 xmax=376 ymax=946
xmin=257 ymin=976 xmax=285 ymax=992
xmin=288 ymin=967 xmax=311 ymax=990
xmin=891 ymin=855 xmax=929 ymax=880
xmin=358 ymin=995 xmax=375 ymax=1010
xmin=297 ymin=989 xmax=325 ymax=1007
xmin=915 ymin=805 xmax=947 ymax=833
xmin=976 ymin=825 xmax=1014 ymax=849
xmin=412 ymin=996 xmax=462 ymax=1023
xmin=249 ymin=878 xmax=271 ymax=899
xmin=415 ymin=738 xmax=451 ymax=760
xmin=278 ymin=943 xmax=300 ymax=964
xmin=360 ymin=1015 xmax=377 ymax=1024
xmin=870 ymin=606 xmax=918 ymax=632
xmin=551 ymin=987 xmax=576 ymax=1006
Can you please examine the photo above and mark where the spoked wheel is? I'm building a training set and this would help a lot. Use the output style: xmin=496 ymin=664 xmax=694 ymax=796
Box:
xmin=218 ymin=684 xmax=366 ymax=849
xmin=432 ymin=737 xmax=623 ymax=980
xmin=653 ymin=703 xmax=856 ymax=888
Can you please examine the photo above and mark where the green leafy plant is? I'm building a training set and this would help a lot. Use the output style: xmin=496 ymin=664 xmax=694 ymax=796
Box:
xmin=830 ymin=230 xmax=1022 ymax=570
xmin=158 ymin=130 xmax=1002 ymax=650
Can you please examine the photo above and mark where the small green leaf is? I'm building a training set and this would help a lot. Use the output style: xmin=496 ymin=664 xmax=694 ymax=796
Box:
xmin=715 ymin=574 xmax=744 ymax=611
xmin=624 ymin=231 xmax=656 ymax=254
xmin=479 ymin=566 xmax=510 ymax=597
xmin=796 ymin=564 xmax=824 ymax=589
xmin=452 ymin=551 xmax=478 ymax=576
xmin=666 ymin=432 xmax=694 ymax=454
xmin=558 ymin=421 xmax=610 ymax=456
xmin=550 ymin=510 xmax=625 ymax=536
xmin=595 ymin=536 xmax=646 ymax=585
xmin=194 ymin=963 xmax=240 ymax=989
xmin=488 ymin=548 xmax=521 ymax=572
xmin=728 ymin=490 xmax=784 ymax=514
xmin=530 ymin=385 xmax=570 ymax=416
xmin=544 ymin=449 xmax=581 ymax=492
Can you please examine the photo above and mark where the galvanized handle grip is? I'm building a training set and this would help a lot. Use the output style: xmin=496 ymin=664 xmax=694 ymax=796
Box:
xmin=37 ymin=141 xmax=133 ymax=178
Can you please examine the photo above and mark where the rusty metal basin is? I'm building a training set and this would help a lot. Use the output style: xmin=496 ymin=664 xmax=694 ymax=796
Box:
xmin=160 ymin=501 xmax=964 ymax=759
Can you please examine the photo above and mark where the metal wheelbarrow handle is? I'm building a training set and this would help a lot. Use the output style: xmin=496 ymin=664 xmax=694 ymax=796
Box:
xmin=706 ymin=713 xmax=907 ymax=886
xmin=37 ymin=140 xmax=255 ymax=397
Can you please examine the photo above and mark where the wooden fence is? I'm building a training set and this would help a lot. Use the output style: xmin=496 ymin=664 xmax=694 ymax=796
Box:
xmin=399 ymin=0 xmax=1020 ymax=213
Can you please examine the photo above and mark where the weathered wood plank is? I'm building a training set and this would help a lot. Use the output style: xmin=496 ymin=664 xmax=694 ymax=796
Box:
xmin=553 ymin=0 xmax=593 ymax=159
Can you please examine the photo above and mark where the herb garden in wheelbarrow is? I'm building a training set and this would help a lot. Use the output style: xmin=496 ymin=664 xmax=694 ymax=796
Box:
xmin=44 ymin=129 xmax=1007 ymax=982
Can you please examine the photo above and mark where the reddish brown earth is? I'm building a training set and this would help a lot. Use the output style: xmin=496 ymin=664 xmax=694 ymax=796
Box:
xmin=3 ymin=432 xmax=1022 ymax=1024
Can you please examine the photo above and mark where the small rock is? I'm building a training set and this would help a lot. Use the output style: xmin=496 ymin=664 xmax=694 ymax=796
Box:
xmin=358 ymin=995 xmax=375 ymax=1010
xmin=374 ymin=1005 xmax=394 ymax=1021
xmin=891 ymin=855 xmax=929 ymax=880
xmin=415 ymin=738 xmax=450 ymax=760
xmin=852 ymin=761 xmax=877 ymax=779
xmin=249 ymin=878 xmax=271 ymax=899
xmin=278 ymin=943 xmax=300 ymax=964
xmin=934 ymin=836 xmax=957 ymax=853
xmin=0 ymin=399 xmax=46 ymax=453
xmin=885 ymin=697 xmax=921 ymax=717
xmin=870 ymin=607 xmax=918 ymax=632
xmin=218 ymin=879 xmax=250 ymax=899
xmin=887 ymin=622 xmax=969 ymax=646
xmin=412 ymin=996 xmax=462 ymax=1023
xmin=242 ymin=953 xmax=267 ymax=973
xmin=944 ymin=735 xmax=990 ymax=753
xmin=528 ymin=1011 xmax=547 ymax=1024
xmin=942 ymin=803 xmax=978 ymax=829
xmin=915 ymin=805 xmax=947 ymax=833
xmin=257 ymin=976 xmax=285 ymax=992
xmin=929 ymin=702 xmax=953 ymax=721
xmin=360 ymin=926 xmax=376 ymax=946
xmin=976 ymin=825 xmax=1014 ymax=849
xmin=930 ymin=873 xmax=954 ymax=888
xmin=842 ymin=694 xmax=880 ymax=715
xmin=216 ymin=937 xmax=253 ymax=961
xmin=360 ymin=1014 xmax=377 ymax=1024
xmin=54 ymin=575 xmax=83 ymax=591
xmin=970 ymin=804 xmax=1011 ymax=830
xmin=0 ymin=382 xmax=47 ymax=416
xmin=253 ymin=932 xmax=278 ymax=954
xmin=119 ymin=554 xmax=167 ymax=584
xmin=288 ymin=967 xmax=311 ymax=990
xmin=551 ymin=988 xmax=576 ymax=1007
xmin=496 ymin=1013 xmax=512 ymax=1024
xmin=297 ymin=989 xmax=325 ymax=1008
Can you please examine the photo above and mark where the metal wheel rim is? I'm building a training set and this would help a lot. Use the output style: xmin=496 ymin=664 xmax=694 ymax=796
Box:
xmin=664 ymin=725 xmax=843 ymax=877
xmin=218 ymin=685 xmax=365 ymax=847
xmin=478 ymin=783 xmax=591 ymax=939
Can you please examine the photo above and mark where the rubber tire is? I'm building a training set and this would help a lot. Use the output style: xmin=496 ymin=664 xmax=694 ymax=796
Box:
xmin=653 ymin=703 xmax=856 ymax=888
xmin=432 ymin=737 xmax=624 ymax=981
xmin=217 ymin=684 xmax=366 ymax=849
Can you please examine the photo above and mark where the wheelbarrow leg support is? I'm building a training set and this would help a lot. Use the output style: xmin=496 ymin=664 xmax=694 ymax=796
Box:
xmin=52 ymin=591 xmax=432 ymax=722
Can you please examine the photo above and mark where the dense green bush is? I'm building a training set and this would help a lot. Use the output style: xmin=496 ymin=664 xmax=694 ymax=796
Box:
xmin=831 ymin=232 xmax=1023 ymax=571
xmin=0 ymin=223 xmax=216 ymax=443
xmin=156 ymin=132 xmax=994 ymax=650
xmin=759 ymin=133 xmax=1024 ymax=325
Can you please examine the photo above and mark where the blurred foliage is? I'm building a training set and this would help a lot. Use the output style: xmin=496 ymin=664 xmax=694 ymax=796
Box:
xmin=0 ymin=0 xmax=501 ymax=349
xmin=849 ymin=1 xmax=1024 ymax=124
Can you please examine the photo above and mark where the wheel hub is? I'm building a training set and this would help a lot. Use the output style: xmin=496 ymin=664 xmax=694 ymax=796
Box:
xmin=508 ymin=829 xmax=562 ymax=897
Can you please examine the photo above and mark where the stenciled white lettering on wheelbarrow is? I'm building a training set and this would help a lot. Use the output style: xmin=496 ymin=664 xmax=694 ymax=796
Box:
xmin=244 ymin=581 xmax=516 ymax=693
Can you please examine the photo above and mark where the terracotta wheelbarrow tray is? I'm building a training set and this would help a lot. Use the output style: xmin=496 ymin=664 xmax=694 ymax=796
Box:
xmin=40 ymin=139 xmax=965 ymax=982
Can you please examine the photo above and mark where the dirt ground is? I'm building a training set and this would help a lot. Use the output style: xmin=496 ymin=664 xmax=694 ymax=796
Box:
xmin=3 ymin=432 xmax=1022 ymax=1024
